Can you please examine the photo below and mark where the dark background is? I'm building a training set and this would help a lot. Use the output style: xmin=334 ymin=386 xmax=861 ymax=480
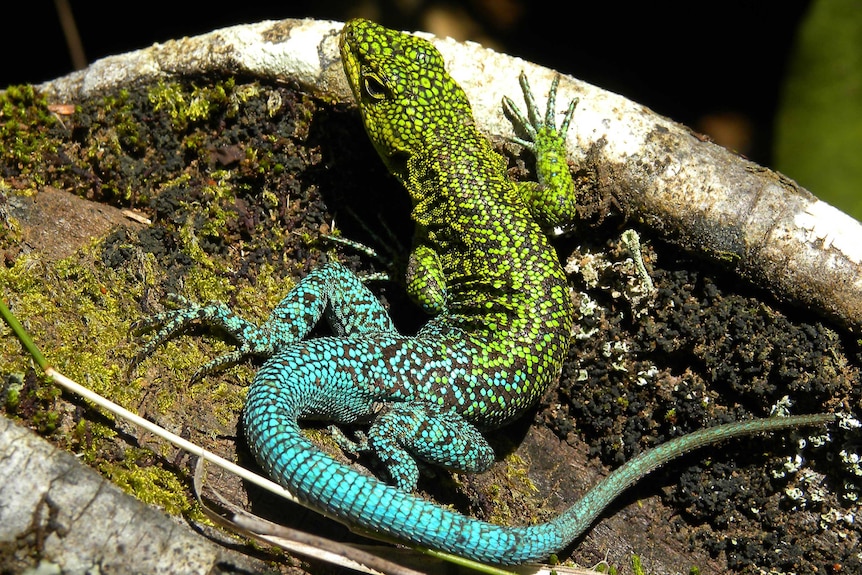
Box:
xmin=3 ymin=1 xmax=811 ymax=169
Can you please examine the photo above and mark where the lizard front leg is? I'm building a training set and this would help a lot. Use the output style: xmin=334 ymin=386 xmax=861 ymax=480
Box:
xmin=405 ymin=242 xmax=448 ymax=316
xmin=504 ymin=72 xmax=579 ymax=231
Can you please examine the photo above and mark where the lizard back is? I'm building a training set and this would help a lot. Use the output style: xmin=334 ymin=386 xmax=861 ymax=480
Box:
xmin=341 ymin=21 xmax=574 ymax=425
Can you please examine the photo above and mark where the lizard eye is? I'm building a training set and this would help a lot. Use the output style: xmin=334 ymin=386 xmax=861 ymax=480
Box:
xmin=362 ymin=74 xmax=388 ymax=100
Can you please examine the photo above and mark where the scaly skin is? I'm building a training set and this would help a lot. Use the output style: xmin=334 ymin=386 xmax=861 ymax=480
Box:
xmin=134 ymin=19 xmax=835 ymax=565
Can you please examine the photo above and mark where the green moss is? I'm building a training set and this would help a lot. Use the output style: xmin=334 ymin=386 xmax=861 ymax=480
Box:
xmin=3 ymin=372 xmax=22 ymax=411
xmin=0 ymin=72 xmax=334 ymax=553
xmin=243 ymin=144 xmax=286 ymax=178
xmin=235 ymin=263 xmax=297 ymax=322
xmin=179 ymin=214 xmax=217 ymax=270
xmin=0 ymin=188 xmax=23 ymax=249
xmin=503 ymin=452 xmax=538 ymax=493
xmin=100 ymin=89 xmax=144 ymax=153
xmin=0 ymin=238 xmax=215 ymax=517
xmin=101 ymin=448 xmax=199 ymax=518
xmin=51 ymin=258 xmax=140 ymax=403
xmin=477 ymin=451 xmax=541 ymax=526
xmin=0 ymin=250 xmax=137 ymax=417
xmin=32 ymin=409 xmax=60 ymax=434
xmin=0 ymin=232 xmax=238 ymax=463
xmin=197 ymin=380 xmax=248 ymax=427
xmin=147 ymin=78 xmax=239 ymax=133
xmin=71 ymin=418 xmax=118 ymax=463
xmin=0 ymin=85 xmax=59 ymax=187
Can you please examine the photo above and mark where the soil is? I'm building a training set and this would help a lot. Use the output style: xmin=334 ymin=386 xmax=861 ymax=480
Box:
xmin=1 ymin=77 xmax=859 ymax=575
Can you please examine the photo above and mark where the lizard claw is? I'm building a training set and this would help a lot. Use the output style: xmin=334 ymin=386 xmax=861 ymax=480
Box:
xmin=129 ymin=294 xmax=203 ymax=369
xmin=130 ymin=295 xmax=266 ymax=379
xmin=501 ymin=71 xmax=580 ymax=231
xmin=328 ymin=425 xmax=370 ymax=456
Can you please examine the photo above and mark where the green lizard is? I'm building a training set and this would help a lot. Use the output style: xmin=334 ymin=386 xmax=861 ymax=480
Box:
xmin=134 ymin=18 xmax=834 ymax=565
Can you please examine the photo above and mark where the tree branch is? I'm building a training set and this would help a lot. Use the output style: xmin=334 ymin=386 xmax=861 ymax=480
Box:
xmin=35 ymin=18 xmax=862 ymax=333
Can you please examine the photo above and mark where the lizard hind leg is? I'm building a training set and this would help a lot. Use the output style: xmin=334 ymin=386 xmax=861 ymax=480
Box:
xmin=132 ymin=261 xmax=399 ymax=379
xmin=367 ymin=402 xmax=495 ymax=492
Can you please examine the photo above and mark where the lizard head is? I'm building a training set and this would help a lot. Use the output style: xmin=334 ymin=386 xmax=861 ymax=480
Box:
xmin=340 ymin=19 xmax=474 ymax=184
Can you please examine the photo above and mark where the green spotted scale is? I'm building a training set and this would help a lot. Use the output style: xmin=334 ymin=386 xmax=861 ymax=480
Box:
xmin=134 ymin=18 xmax=834 ymax=565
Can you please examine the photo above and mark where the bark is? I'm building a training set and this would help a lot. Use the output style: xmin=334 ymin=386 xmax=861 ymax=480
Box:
xmin=36 ymin=18 xmax=862 ymax=333
xmin=0 ymin=416 xmax=267 ymax=574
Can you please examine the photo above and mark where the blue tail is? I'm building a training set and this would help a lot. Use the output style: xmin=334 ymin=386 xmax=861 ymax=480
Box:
xmin=243 ymin=358 xmax=834 ymax=565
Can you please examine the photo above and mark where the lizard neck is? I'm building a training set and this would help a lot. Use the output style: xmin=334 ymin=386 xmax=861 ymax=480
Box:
xmin=406 ymin=127 xmax=523 ymax=234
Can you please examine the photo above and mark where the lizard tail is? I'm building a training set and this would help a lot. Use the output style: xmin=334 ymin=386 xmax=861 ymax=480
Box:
xmin=244 ymin=363 xmax=834 ymax=565
xmin=242 ymin=355 xmax=565 ymax=563
xmin=547 ymin=412 xmax=836 ymax=545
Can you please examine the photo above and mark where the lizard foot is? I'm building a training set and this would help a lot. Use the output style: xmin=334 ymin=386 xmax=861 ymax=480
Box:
xmin=503 ymin=72 xmax=577 ymax=154
xmin=131 ymin=294 xmax=275 ymax=381
xmin=502 ymin=71 xmax=579 ymax=231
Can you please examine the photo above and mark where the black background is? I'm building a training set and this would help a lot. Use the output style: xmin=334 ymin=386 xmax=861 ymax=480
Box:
xmin=3 ymin=1 xmax=811 ymax=167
